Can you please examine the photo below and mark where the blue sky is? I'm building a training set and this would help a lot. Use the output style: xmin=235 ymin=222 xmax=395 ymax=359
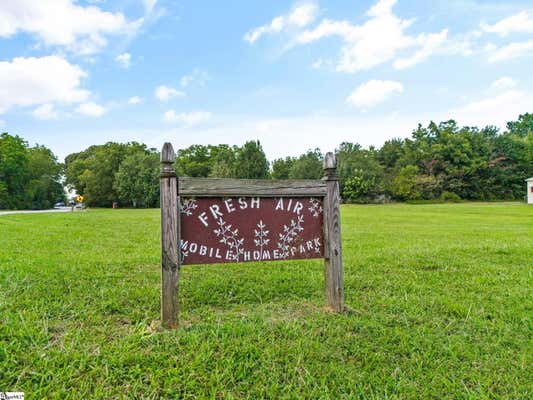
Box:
xmin=1 ymin=0 xmax=532 ymax=161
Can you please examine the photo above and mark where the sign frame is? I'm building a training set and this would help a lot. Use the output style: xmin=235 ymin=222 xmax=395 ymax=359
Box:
xmin=160 ymin=143 xmax=344 ymax=327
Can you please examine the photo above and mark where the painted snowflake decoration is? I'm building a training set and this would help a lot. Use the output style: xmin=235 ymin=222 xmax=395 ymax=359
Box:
xmin=308 ymin=198 xmax=323 ymax=218
xmin=213 ymin=218 xmax=245 ymax=261
xmin=180 ymin=198 xmax=198 ymax=216
xmin=276 ymin=214 xmax=305 ymax=259
xmin=254 ymin=220 xmax=270 ymax=260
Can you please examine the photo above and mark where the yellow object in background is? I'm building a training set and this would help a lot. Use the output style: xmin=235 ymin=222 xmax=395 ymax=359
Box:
xmin=76 ymin=195 xmax=84 ymax=203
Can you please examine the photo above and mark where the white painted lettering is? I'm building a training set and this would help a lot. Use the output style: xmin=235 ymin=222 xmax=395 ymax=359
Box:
xmin=224 ymin=198 xmax=236 ymax=213
xmin=198 ymin=212 xmax=209 ymax=227
xmin=209 ymin=204 xmax=223 ymax=219
xmin=250 ymin=197 xmax=260 ymax=209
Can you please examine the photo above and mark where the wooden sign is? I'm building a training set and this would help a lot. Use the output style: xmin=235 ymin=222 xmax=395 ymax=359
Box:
xmin=180 ymin=196 xmax=324 ymax=265
xmin=160 ymin=143 xmax=344 ymax=328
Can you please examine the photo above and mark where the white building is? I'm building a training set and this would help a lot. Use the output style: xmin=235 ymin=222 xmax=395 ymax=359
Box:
xmin=526 ymin=178 xmax=533 ymax=204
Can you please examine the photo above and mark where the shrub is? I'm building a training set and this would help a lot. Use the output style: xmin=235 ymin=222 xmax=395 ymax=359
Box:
xmin=440 ymin=191 xmax=462 ymax=203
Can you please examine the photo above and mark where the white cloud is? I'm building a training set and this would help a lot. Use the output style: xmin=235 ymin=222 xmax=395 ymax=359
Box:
xmin=292 ymin=0 xmax=453 ymax=72
xmin=180 ymin=68 xmax=210 ymax=87
xmin=0 ymin=0 xmax=142 ymax=54
xmin=288 ymin=3 xmax=318 ymax=27
xmin=0 ymin=56 xmax=89 ymax=114
xmin=75 ymin=102 xmax=106 ymax=117
xmin=116 ymin=52 xmax=131 ymax=68
xmin=244 ymin=3 xmax=318 ymax=44
xmin=487 ymin=39 xmax=533 ymax=62
xmin=481 ymin=11 xmax=533 ymax=36
xmin=393 ymin=29 xmax=449 ymax=69
xmin=451 ymin=89 xmax=533 ymax=128
xmin=128 ymin=96 xmax=142 ymax=104
xmin=490 ymin=76 xmax=517 ymax=91
xmin=346 ymin=80 xmax=403 ymax=109
xmin=163 ymin=110 xmax=212 ymax=126
xmin=143 ymin=0 xmax=157 ymax=14
xmin=32 ymin=103 xmax=58 ymax=120
xmin=155 ymin=85 xmax=185 ymax=101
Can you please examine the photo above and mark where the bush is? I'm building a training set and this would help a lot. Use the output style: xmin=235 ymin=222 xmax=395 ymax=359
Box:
xmin=440 ymin=191 xmax=462 ymax=203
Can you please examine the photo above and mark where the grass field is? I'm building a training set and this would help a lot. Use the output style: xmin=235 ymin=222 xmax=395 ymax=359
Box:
xmin=0 ymin=204 xmax=531 ymax=399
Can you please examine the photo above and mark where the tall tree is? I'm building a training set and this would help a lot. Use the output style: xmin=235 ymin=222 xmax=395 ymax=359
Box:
xmin=209 ymin=145 xmax=237 ymax=178
xmin=0 ymin=133 xmax=28 ymax=209
xmin=234 ymin=140 xmax=269 ymax=179
xmin=114 ymin=151 xmax=160 ymax=207
xmin=64 ymin=142 xmax=148 ymax=206
xmin=176 ymin=145 xmax=211 ymax=177
xmin=25 ymin=145 xmax=64 ymax=209
xmin=289 ymin=149 xmax=323 ymax=179
xmin=0 ymin=133 xmax=63 ymax=210
xmin=506 ymin=113 xmax=533 ymax=138
xmin=271 ymin=156 xmax=295 ymax=179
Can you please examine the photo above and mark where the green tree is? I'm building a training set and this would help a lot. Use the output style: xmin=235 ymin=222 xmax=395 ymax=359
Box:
xmin=392 ymin=165 xmax=420 ymax=200
xmin=289 ymin=149 xmax=323 ymax=179
xmin=336 ymin=142 xmax=385 ymax=201
xmin=0 ymin=133 xmax=29 ymax=209
xmin=176 ymin=145 xmax=211 ymax=177
xmin=343 ymin=170 xmax=382 ymax=203
xmin=271 ymin=156 xmax=295 ymax=179
xmin=25 ymin=145 xmax=64 ymax=209
xmin=234 ymin=140 xmax=269 ymax=179
xmin=0 ymin=133 xmax=63 ymax=210
xmin=506 ymin=113 xmax=533 ymax=138
xmin=65 ymin=142 xmax=148 ymax=206
xmin=114 ymin=152 xmax=160 ymax=207
xmin=209 ymin=145 xmax=237 ymax=178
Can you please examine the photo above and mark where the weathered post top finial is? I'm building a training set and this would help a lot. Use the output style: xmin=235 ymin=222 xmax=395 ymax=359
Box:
xmin=324 ymin=152 xmax=337 ymax=170
xmin=161 ymin=142 xmax=176 ymax=177
xmin=161 ymin=142 xmax=175 ymax=163
xmin=323 ymin=152 xmax=338 ymax=180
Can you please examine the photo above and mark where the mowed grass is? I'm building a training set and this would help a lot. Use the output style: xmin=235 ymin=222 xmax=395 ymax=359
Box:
xmin=0 ymin=204 xmax=531 ymax=399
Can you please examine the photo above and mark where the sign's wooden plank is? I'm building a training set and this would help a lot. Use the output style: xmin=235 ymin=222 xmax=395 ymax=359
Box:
xmin=180 ymin=196 xmax=324 ymax=265
xmin=179 ymin=177 xmax=327 ymax=197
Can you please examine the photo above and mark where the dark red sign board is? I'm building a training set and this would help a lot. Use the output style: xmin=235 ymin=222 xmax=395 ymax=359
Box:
xmin=180 ymin=197 xmax=324 ymax=265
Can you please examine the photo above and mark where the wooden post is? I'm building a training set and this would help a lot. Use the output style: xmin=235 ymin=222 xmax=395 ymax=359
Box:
xmin=323 ymin=152 xmax=344 ymax=312
xmin=160 ymin=143 xmax=180 ymax=327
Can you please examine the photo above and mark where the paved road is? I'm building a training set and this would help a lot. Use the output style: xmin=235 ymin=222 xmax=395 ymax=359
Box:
xmin=0 ymin=207 xmax=74 ymax=216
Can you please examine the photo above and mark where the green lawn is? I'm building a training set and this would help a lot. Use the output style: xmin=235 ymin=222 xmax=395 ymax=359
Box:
xmin=0 ymin=204 xmax=531 ymax=399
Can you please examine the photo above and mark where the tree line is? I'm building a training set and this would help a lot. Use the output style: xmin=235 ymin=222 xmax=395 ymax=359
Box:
xmin=1 ymin=113 xmax=532 ymax=209
xmin=0 ymin=133 xmax=64 ymax=209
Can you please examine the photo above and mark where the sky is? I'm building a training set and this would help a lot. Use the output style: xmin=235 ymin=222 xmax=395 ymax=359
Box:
xmin=1 ymin=0 xmax=533 ymax=161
